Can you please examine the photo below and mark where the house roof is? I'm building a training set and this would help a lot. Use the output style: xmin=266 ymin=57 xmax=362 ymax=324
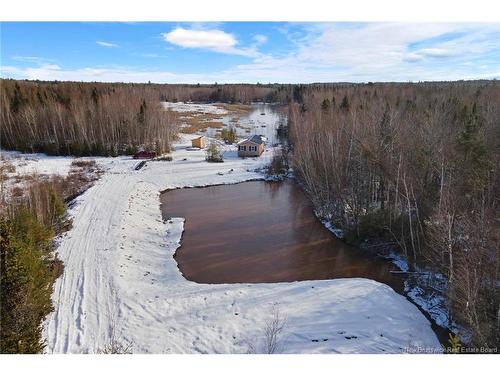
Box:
xmin=237 ymin=135 xmax=264 ymax=145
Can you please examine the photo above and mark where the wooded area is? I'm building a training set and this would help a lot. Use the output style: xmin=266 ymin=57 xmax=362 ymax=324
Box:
xmin=0 ymin=159 xmax=101 ymax=353
xmin=0 ymin=80 xmax=180 ymax=156
xmin=286 ymin=81 xmax=499 ymax=348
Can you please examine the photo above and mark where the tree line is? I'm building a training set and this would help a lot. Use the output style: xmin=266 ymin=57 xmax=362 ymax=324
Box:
xmin=0 ymin=80 xmax=179 ymax=156
xmin=286 ymin=81 xmax=499 ymax=349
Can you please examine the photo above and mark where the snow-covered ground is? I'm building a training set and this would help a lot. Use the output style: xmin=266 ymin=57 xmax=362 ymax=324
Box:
xmin=5 ymin=135 xmax=441 ymax=354
xmin=1 ymin=150 xmax=76 ymax=177
xmin=162 ymin=101 xmax=228 ymax=115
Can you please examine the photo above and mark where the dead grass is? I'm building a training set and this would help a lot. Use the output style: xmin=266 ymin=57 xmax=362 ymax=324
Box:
xmin=216 ymin=103 xmax=252 ymax=115
xmin=171 ymin=103 xmax=250 ymax=134
xmin=182 ymin=113 xmax=225 ymax=133
xmin=71 ymin=159 xmax=98 ymax=169
xmin=1 ymin=158 xmax=103 ymax=212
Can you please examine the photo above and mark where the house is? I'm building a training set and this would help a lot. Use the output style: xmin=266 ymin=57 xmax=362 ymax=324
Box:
xmin=237 ymin=135 xmax=265 ymax=157
xmin=191 ymin=136 xmax=206 ymax=149
xmin=133 ymin=150 xmax=157 ymax=159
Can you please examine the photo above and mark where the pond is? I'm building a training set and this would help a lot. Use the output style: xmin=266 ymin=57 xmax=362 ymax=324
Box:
xmin=160 ymin=180 xmax=404 ymax=291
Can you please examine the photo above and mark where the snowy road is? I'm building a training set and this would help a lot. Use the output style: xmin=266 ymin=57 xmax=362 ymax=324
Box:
xmin=38 ymin=135 xmax=441 ymax=353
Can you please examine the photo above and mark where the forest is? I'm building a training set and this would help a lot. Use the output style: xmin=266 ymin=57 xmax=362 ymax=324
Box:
xmin=285 ymin=81 xmax=499 ymax=348
xmin=0 ymin=80 xmax=180 ymax=156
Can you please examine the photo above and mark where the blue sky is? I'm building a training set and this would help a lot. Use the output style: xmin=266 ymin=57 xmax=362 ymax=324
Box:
xmin=1 ymin=22 xmax=499 ymax=83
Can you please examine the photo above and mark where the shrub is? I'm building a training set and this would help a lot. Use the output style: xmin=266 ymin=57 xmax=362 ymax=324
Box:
xmin=154 ymin=155 xmax=173 ymax=162
xmin=205 ymin=142 xmax=224 ymax=163
xmin=221 ymin=127 xmax=237 ymax=144
xmin=266 ymin=148 xmax=288 ymax=177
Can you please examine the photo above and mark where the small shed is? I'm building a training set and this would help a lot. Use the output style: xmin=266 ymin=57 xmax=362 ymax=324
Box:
xmin=191 ymin=136 xmax=206 ymax=149
xmin=237 ymin=135 xmax=265 ymax=157
xmin=133 ymin=151 xmax=157 ymax=159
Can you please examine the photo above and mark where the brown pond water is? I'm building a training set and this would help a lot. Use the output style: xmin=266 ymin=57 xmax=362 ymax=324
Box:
xmin=160 ymin=180 xmax=404 ymax=292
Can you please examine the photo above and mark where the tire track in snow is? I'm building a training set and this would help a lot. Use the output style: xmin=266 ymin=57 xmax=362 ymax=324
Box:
xmin=43 ymin=169 xmax=137 ymax=353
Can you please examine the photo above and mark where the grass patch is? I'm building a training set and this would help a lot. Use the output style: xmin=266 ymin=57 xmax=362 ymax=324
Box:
xmin=216 ymin=103 xmax=252 ymax=115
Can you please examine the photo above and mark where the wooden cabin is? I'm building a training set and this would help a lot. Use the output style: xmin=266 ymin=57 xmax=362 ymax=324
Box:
xmin=133 ymin=150 xmax=157 ymax=159
xmin=237 ymin=135 xmax=265 ymax=157
xmin=191 ymin=136 xmax=206 ymax=149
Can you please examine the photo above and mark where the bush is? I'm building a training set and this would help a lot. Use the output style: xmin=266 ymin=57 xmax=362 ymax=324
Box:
xmin=221 ymin=127 xmax=237 ymax=144
xmin=344 ymin=209 xmax=391 ymax=244
xmin=154 ymin=155 xmax=173 ymax=162
xmin=266 ymin=148 xmax=288 ymax=177
xmin=358 ymin=209 xmax=391 ymax=238
xmin=205 ymin=142 xmax=224 ymax=163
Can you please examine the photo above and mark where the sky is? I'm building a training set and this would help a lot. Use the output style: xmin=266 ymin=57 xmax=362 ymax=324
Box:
xmin=1 ymin=22 xmax=499 ymax=83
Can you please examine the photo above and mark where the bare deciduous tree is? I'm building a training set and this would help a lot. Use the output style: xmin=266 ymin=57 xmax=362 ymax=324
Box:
xmin=246 ymin=304 xmax=287 ymax=354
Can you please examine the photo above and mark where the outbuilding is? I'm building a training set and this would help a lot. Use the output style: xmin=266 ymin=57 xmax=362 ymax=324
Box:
xmin=191 ymin=136 xmax=206 ymax=149
xmin=237 ymin=135 xmax=265 ymax=157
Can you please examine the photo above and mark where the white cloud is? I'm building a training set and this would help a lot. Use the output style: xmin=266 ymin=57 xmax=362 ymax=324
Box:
xmin=1 ymin=64 xmax=203 ymax=83
xmin=253 ymin=34 xmax=268 ymax=45
xmin=96 ymin=41 xmax=119 ymax=48
xmin=403 ymin=48 xmax=456 ymax=62
xmin=11 ymin=55 xmax=49 ymax=63
xmin=417 ymin=48 xmax=456 ymax=58
xmin=163 ymin=28 xmax=235 ymax=50
xmin=230 ymin=23 xmax=500 ymax=82
xmin=161 ymin=27 xmax=259 ymax=57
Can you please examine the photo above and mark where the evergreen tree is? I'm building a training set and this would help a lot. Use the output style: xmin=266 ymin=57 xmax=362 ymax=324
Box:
xmin=456 ymin=103 xmax=490 ymax=192
xmin=340 ymin=95 xmax=350 ymax=111
xmin=137 ymin=99 xmax=147 ymax=126
xmin=91 ymin=87 xmax=99 ymax=106
xmin=321 ymin=98 xmax=331 ymax=112
xmin=0 ymin=209 xmax=57 ymax=353
xmin=9 ymin=83 xmax=25 ymax=113
xmin=293 ymin=85 xmax=304 ymax=103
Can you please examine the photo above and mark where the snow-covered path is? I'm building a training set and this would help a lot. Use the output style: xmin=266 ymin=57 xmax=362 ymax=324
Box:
xmin=40 ymin=135 xmax=441 ymax=354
